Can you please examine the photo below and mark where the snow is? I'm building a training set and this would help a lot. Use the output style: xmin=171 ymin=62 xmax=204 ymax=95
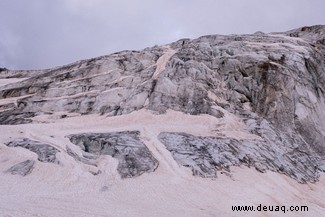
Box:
xmin=0 ymin=78 xmax=27 ymax=87
xmin=152 ymin=46 xmax=177 ymax=80
xmin=0 ymin=109 xmax=324 ymax=216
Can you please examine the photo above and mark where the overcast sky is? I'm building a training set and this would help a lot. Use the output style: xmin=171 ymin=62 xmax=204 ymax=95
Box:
xmin=0 ymin=0 xmax=324 ymax=70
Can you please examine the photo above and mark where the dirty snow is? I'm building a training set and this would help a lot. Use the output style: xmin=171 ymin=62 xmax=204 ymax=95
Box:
xmin=0 ymin=110 xmax=324 ymax=217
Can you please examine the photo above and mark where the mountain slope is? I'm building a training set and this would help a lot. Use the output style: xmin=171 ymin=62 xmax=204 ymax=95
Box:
xmin=0 ymin=25 xmax=325 ymax=216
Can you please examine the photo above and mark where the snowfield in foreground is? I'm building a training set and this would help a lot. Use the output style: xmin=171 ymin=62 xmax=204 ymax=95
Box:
xmin=0 ymin=110 xmax=324 ymax=217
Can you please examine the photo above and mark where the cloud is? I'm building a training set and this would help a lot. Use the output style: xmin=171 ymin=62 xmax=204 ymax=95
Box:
xmin=0 ymin=0 xmax=324 ymax=70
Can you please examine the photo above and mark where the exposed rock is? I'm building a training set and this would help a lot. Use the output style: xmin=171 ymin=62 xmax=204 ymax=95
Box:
xmin=6 ymin=138 xmax=60 ymax=163
xmin=67 ymin=131 xmax=158 ymax=178
xmin=5 ymin=160 xmax=35 ymax=176
xmin=66 ymin=146 xmax=97 ymax=167
xmin=158 ymin=130 xmax=322 ymax=183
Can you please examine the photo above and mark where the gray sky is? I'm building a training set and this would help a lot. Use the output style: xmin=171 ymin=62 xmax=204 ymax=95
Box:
xmin=1 ymin=0 xmax=324 ymax=70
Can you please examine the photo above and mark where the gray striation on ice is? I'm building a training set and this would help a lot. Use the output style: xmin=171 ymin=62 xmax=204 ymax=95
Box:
xmin=5 ymin=160 xmax=35 ymax=176
xmin=67 ymin=131 xmax=158 ymax=178
xmin=159 ymin=125 xmax=323 ymax=183
xmin=6 ymin=138 xmax=60 ymax=163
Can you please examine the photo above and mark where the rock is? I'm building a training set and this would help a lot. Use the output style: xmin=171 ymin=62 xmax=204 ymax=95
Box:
xmin=66 ymin=146 xmax=97 ymax=167
xmin=5 ymin=160 xmax=35 ymax=176
xmin=158 ymin=130 xmax=322 ymax=183
xmin=6 ymin=138 xmax=60 ymax=163
xmin=67 ymin=131 xmax=158 ymax=178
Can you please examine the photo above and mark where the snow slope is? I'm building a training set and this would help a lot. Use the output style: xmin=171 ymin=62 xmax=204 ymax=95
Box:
xmin=0 ymin=110 xmax=324 ymax=217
